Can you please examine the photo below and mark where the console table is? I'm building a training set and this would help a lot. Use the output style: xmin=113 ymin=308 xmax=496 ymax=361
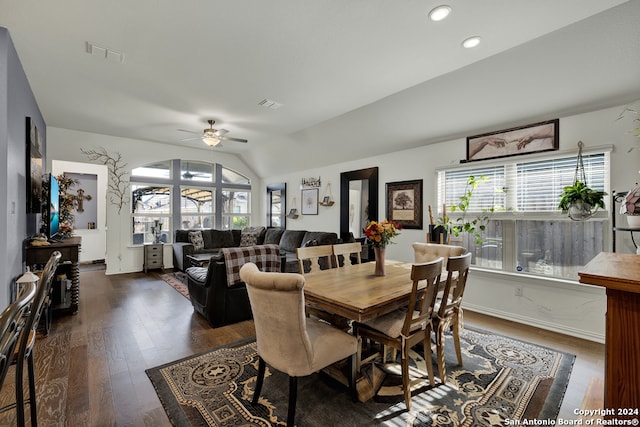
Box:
xmin=25 ymin=236 xmax=81 ymax=316
xmin=578 ymin=252 xmax=640 ymax=415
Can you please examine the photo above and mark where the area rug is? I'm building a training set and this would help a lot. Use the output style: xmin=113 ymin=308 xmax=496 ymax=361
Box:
xmin=146 ymin=329 xmax=575 ymax=426
xmin=160 ymin=272 xmax=190 ymax=299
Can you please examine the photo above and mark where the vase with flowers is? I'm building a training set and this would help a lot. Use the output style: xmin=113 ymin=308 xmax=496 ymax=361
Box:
xmin=364 ymin=220 xmax=401 ymax=276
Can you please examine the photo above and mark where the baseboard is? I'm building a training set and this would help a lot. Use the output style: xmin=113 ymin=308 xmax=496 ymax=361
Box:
xmin=464 ymin=303 xmax=605 ymax=343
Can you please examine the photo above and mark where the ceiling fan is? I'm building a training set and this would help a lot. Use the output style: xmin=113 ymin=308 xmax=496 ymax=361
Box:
xmin=179 ymin=119 xmax=248 ymax=147
xmin=182 ymin=162 xmax=208 ymax=180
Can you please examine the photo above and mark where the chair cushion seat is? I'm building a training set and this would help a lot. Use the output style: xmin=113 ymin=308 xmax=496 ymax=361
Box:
xmin=186 ymin=266 xmax=208 ymax=284
xmin=304 ymin=318 xmax=358 ymax=375
xmin=360 ymin=309 xmax=427 ymax=338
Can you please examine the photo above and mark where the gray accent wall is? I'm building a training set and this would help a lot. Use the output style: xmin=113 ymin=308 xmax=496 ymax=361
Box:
xmin=0 ymin=27 xmax=46 ymax=308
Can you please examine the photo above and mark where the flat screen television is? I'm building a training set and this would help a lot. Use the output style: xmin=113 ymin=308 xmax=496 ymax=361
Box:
xmin=45 ymin=174 xmax=60 ymax=240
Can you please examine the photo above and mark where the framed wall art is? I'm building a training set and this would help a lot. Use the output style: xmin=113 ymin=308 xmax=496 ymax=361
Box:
xmin=467 ymin=119 xmax=559 ymax=162
xmin=26 ymin=117 xmax=43 ymax=213
xmin=386 ymin=179 xmax=423 ymax=229
xmin=301 ymin=188 xmax=319 ymax=215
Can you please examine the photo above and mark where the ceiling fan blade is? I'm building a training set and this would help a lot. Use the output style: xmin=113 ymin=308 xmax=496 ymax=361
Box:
xmin=215 ymin=128 xmax=230 ymax=136
xmin=219 ymin=136 xmax=248 ymax=143
xmin=178 ymin=129 xmax=201 ymax=135
xmin=180 ymin=137 xmax=201 ymax=142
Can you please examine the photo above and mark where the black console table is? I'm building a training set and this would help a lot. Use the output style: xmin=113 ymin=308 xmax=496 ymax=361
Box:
xmin=25 ymin=236 xmax=81 ymax=316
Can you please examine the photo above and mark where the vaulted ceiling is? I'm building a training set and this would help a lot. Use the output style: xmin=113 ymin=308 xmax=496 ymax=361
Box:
xmin=2 ymin=1 xmax=639 ymax=177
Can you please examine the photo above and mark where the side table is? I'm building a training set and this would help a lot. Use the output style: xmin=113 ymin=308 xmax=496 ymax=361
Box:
xmin=144 ymin=243 xmax=164 ymax=273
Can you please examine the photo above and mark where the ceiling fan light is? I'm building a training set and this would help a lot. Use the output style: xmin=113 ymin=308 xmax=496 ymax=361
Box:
xmin=202 ymin=136 xmax=220 ymax=146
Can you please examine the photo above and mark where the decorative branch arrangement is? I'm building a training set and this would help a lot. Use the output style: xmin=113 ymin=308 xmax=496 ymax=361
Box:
xmin=81 ymin=147 xmax=130 ymax=213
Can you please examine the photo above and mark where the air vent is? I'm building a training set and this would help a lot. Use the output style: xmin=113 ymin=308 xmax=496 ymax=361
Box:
xmin=86 ymin=42 xmax=125 ymax=63
xmin=258 ymin=98 xmax=283 ymax=110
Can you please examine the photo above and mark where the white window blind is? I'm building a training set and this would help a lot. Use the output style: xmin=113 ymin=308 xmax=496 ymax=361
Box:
xmin=439 ymin=151 xmax=608 ymax=215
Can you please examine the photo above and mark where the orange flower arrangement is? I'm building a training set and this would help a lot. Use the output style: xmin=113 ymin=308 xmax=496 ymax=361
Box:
xmin=364 ymin=220 xmax=401 ymax=248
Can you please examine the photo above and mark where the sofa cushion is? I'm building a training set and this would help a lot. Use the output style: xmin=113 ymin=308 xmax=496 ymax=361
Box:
xmin=264 ymin=228 xmax=285 ymax=245
xmin=175 ymin=229 xmax=191 ymax=243
xmin=239 ymin=226 xmax=267 ymax=247
xmin=302 ymin=231 xmax=338 ymax=247
xmin=279 ymin=230 xmax=307 ymax=253
xmin=188 ymin=231 xmax=205 ymax=250
xmin=202 ymin=229 xmax=235 ymax=249
xmin=185 ymin=266 xmax=208 ymax=284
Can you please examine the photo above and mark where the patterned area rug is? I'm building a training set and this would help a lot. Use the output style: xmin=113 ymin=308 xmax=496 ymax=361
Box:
xmin=160 ymin=272 xmax=190 ymax=299
xmin=146 ymin=329 xmax=575 ymax=426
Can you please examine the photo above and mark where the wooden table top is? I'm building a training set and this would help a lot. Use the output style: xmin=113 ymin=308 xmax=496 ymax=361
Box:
xmin=578 ymin=252 xmax=640 ymax=294
xmin=302 ymin=260 xmax=418 ymax=322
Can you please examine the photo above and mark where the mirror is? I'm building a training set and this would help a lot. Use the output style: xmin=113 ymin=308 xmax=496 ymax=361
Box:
xmin=267 ymin=183 xmax=286 ymax=228
xmin=340 ymin=167 xmax=378 ymax=242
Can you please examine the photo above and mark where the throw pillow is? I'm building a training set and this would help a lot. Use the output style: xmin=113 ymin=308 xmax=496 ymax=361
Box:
xmin=239 ymin=226 xmax=265 ymax=247
xmin=188 ymin=231 xmax=205 ymax=251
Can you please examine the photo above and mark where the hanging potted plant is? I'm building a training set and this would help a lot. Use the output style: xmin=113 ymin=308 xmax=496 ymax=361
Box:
xmin=558 ymin=180 xmax=606 ymax=220
xmin=558 ymin=141 xmax=606 ymax=221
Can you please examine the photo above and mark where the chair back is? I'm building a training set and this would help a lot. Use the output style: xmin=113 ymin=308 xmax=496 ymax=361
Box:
xmin=438 ymin=253 xmax=472 ymax=319
xmin=240 ymin=263 xmax=314 ymax=376
xmin=19 ymin=251 xmax=62 ymax=355
xmin=296 ymin=245 xmax=334 ymax=274
xmin=412 ymin=242 xmax=465 ymax=273
xmin=401 ymin=258 xmax=443 ymax=337
xmin=0 ymin=282 xmax=36 ymax=388
xmin=331 ymin=242 xmax=361 ymax=267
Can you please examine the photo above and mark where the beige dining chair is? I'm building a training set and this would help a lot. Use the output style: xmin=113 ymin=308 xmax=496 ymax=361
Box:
xmin=239 ymin=262 xmax=358 ymax=427
xmin=433 ymin=252 xmax=472 ymax=384
xmin=412 ymin=242 xmax=465 ymax=274
xmin=331 ymin=242 xmax=362 ymax=267
xmin=353 ymin=258 xmax=443 ymax=410
xmin=296 ymin=245 xmax=334 ymax=274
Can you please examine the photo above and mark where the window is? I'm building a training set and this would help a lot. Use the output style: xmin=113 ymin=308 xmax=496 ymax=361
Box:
xmin=129 ymin=160 xmax=252 ymax=243
xmin=437 ymin=149 xmax=609 ymax=280
xmin=131 ymin=184 xmax=171 ymax=244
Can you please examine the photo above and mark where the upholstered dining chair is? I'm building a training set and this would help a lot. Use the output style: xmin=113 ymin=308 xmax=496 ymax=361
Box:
xmin=1 ymin=250 xmax=61 ymax=427
xmin=412 ymin=242 xmax=465 ymax=273
xmin=0 ymin=282 xmax=36 ymax=393
xmin=433 ymin=252 xmax=471 ymax=384
xmin=296 ymin=244 xmax=335 ymax=273
xmin=353 ymin=258 xmax=443 ymax=410
xmin=239 ymin=262 xmax=358 ymax=427
xmin=331 ymin=242 xmax=362 ymax=267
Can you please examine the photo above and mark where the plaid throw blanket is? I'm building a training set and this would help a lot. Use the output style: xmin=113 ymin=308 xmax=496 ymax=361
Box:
xmin=222 ymin=244 xmax=281 ymax=287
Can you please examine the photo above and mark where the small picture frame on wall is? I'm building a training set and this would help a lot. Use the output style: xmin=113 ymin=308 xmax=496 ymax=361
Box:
xmin=386 ymin=179 xmax=423 ymax=229
xmin=301 ymin=188 xmax=319 ymax=215
xmin=466 ymin=119 xmax=559 ymax=162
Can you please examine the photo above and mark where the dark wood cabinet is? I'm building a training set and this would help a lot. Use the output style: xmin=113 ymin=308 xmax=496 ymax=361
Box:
xmin=25 ymin=236 xmax=81 ymax=315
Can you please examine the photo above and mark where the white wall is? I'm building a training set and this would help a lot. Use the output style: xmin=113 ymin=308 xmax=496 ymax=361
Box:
xmin=262 ymin=103 xmax=640 ymax=342
xmin=46 ymin=127 xmax=260 ymax=275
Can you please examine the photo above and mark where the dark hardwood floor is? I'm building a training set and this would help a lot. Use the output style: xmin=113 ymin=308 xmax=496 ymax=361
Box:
xmin=0 ymin=268 xmax=604 ymax=426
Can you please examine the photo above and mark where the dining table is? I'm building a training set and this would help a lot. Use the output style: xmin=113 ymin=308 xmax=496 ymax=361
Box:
xmin=302 ymin=259 xmax=428 ymax=402
xmin=302 ymin=259 xmax=419 ymax=323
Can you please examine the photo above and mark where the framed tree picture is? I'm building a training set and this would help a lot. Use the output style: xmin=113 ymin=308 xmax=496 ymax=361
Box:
xmin=386 ymin=179 xmax=423 ymax=229
xmin=301 ymin=188 xmax=319 ymax=215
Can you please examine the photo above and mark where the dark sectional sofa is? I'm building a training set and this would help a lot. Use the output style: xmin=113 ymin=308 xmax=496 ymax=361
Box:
xmin=173 ymin=227 xmax=338 ymax=327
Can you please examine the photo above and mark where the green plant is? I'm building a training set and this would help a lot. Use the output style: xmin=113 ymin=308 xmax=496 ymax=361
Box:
xmin=558 ymin=180 xmax=606 ymax=211
xmin=435 ymin=175 xmax=499 ymax=244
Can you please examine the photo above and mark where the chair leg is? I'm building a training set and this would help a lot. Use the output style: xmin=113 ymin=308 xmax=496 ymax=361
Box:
xmin=453 ymin=314 xmax=463 ymax=366
xmin=252 ymin=357 xmax=266 ymax=405
xmin=27 ymin=352 xmax=37 ymax=427
xmin=349 ymin=353 xmax=357 ymax=402
xmin=287 ymin=376 xmax=297 ymax=427
xmin=400 ymin=347 xmax=411 ymax=411
xmin=16 ymin=356 xmax=26 ymax=427
xmin=436 ymin=326 xmax=447 ymax=385
xmin=423 ymin=334 xmax=435 ymax=387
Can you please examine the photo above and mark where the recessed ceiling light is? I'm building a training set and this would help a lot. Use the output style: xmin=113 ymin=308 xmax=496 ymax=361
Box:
xmin=428 ymin=5 xmax=451 ymax=21
xmin=462 ymin=36 xmax=481 ymax=49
